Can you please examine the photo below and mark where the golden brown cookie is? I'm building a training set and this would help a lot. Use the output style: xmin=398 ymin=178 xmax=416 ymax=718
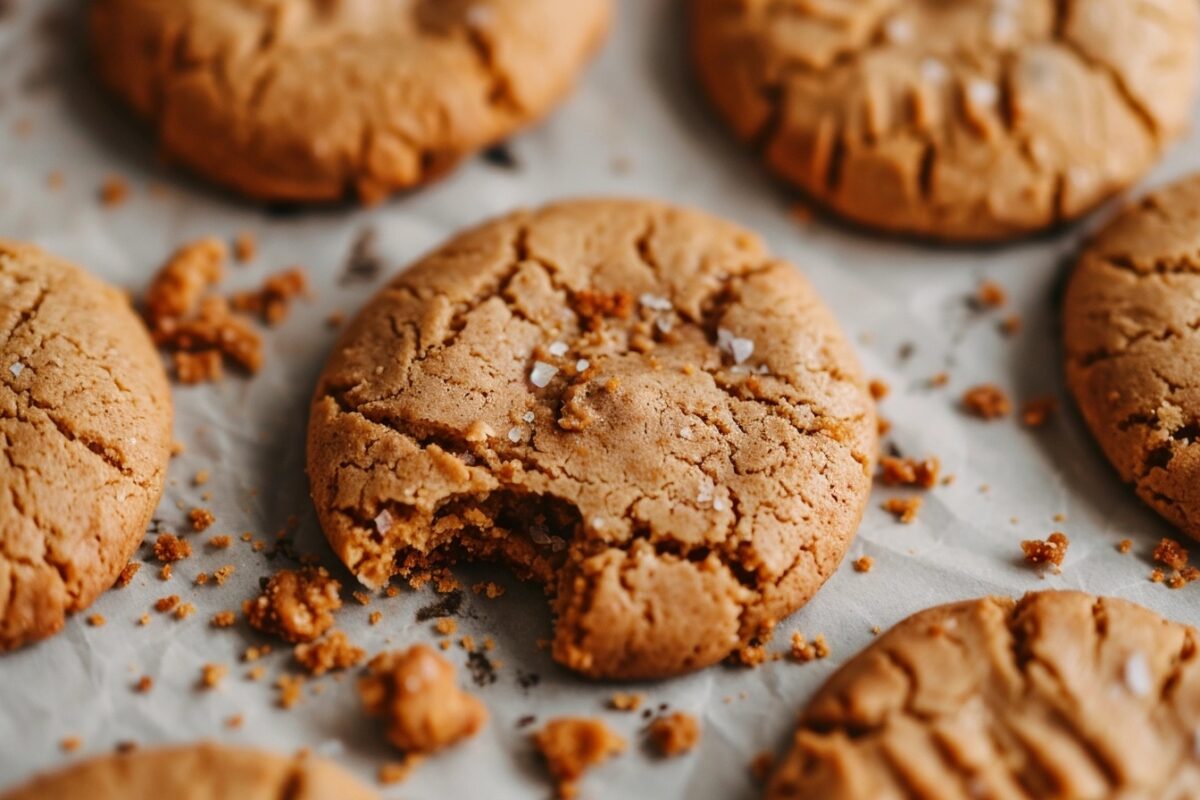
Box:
xmin=691 ymin=0 xmax=1199 ymax=242
xmin=1064 ymin=174 xmax=1200 ymax=540
xmin=307 ymin=199 xmax=876 ymax=679
xmin=90 ymin=0 xmax=611 ymax=203
xmin=0 ymin=241 xmax=172 ymax=651
xmin=0 ymin=743 xmax=379 ymax=799
xmin=768 ymin=591 xmax=1200 ymax=799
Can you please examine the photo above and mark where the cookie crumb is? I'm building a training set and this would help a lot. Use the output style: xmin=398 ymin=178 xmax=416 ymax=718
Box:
xmin=1117 ymin=539 xmax=1133 ymax=554
xmin=158 ymin=564 xmax=172 ymax=581
xmin=225 ymin=714 xmax=244 ymax=730
xmin=358 ymin=645 xmax=488 ymax=754
xmin=1154 ymin=538 xmax=1189 ymax=571
xmin=1000 ymin=313 xmax=1022 ymax=336
xmin=243 ymin=567 xmax=342 ymax=643
xmin=877 ymin=455 xmax=940 ymax=488
xmin=882 ymin=496 xmax=922 ymax=524
xmin=86 ymin=614 xmax=106 ymax=627
xmin=534 ymin=718 xmax=625 ymax=800
xmin=1021 ymin=532 xmax=1069 ymax=571
xmin=1151 ymin=568 xmax=1166 ymax=583
xmin=868 ymin=379 xmax=889 ymax=400
xmin=211 ymin=610 xmax=237 ymax=628
xmin=608 ymin=692 xmax=643 ymax=712
xmin=99 ymin=176 xmax=129 ymax=207
xmin=192 ymin=469 xmax=209 ymax=486
xmin=154 ymin=595 xmax=180 ymax=613
xmin=1021 ymin=397 xmax=1056 ymax=428
xmin=852 ymin=556 xmax=874 ymax=573
xmin=188 ymin=507 xmax=214 ymax=531
xmin=648 ymin=712 xmax=700 ymax=757
xmin=962 ymin=384 xmax=1011 ymax=419
xmin=749 ymin=752 xmax=775 ymax=782
xmin=134 ymin=676 xmax=153 ymax=693
xmin=790 ymin=632 xmax=829 ymax=663
xmin=208 ymin=535 xmax=232 ymax=549
xmin=213 ymin=564 xmax=235 ymax=585
xmin=199 ymin=663 xmax=227 ymax=689
xmin=294 ymin=630 xmax=366 ymax=676
xmin=434 ymin=617 xmax=457 ymax=636
xmin=929 ymin=372 xmax=950 ymax=388
xmin=115 ymin=562 xmax=141 ymax=588
xmin=60 ymin=736 xmax=82 ymax=753
xmin=972 ymin=280 xmax=1007 ymax=309
xmin=153 ymin=533 xmax=192 ymax=563
xmin=369 ymin=611 xmax=383 ymax=625
xmin=175 ymin=602 xmax=196 ymax=620
xmin=233 ymin=232 xmax=257 ymax=263
xmin=472 ymin=581 xmax=506 ymax=599
xmin=230 ymin=267 xmax=309 ymax=326
xmin=276 ymin=674 xmax=305 ymax=709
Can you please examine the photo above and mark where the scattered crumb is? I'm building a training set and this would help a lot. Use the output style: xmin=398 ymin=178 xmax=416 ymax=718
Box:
xmin=211 ymin=610 xmax=237 ymax=628
xmin=534 ymin=718 xmax=626 ymax=800
xmin=243 ymin=644 xmax=272 ymax=662
xmin=188 ymin=508 xmax=215 ymax=531
xmin=1000 ymin=313 xmax=1022 ymax=336
xmin=233 ymin=232 xmax=256 ymax=263
xmin=972 ymin=280 xmax=1006 ymax=309
xmin=877 ymin=455 xmax=940 ymax=488
xmin=790 ymin=632 xmax=830 ymax=663
xmin=1151 ymin=568 xmax=1166 ymax=583
xmin=138 ymin=613 xmax=150 ymax=626
xmin=868 ymin=379 xmax=889 ymax=401
xmin=294 ymin=630 xmax=366 ymax=677
xmin=1021 ymin=397 xmax=1056 ymax=428
xmin=962 ymin=384 xmax=1011 ymax=419
xmin=159 ymin=564 xmax=173 ymax=581
xmin=1021 ymin=532 xmax=1069 ymax=571
xmin=175 ymin=603 xmax=196 ymax=620
xmin=86 ymin=614 xmax=106 ymax=627
xmin=929 ymin=372 xmax=949 ymax=388
xmin=153 ymin=534 xmax=191 ymax=563
xmin=243 ymin=567 xmax=342 ymax=644
xmin=276 ymin=674 xmax=305 ymax=709
xmin=359 ymin=645 xmax=488 ymax=754
xmin=648 ymin=712 xmax=700 ymax=757
xmin=115 ymin=562 xmax=141 ymax=588
xmin=230 ymin=267 xmax=309 ymax=326
xmin=472 ymin=581 xmax=506 ymax=599
xmin=247 ymin=666 xmax=267 ymax=682
xmin=208 ymin=535 xmax=232 ymax=549
xmin=1117 ymin=539 xmax=1133 ymax=554
xmin=369 ymin=611 xmax=382 ymax=626
xmin=882 ymin=496 xmax=922 ymax=524
xmin=1154 ymin=538 xmax=1189 ymax=571
xmin=199 ymin=663 xmax=227 ymax=689
xmin=213 ymin=565 xmax=235 ymax=585
xmin=225 ymin=714 xmax=244 ymax=730
xmin=99 ymin=176 xmax=129 ymax=207
xmin=155 ymin=595 xmax=180 ymax=613
xmin=608 ymin=692 xmax=643 ymax=712
xmin=352 ymin=591 xmax=372 ymax=606
xmin=134 ymin=676 xmax=153 ymax=693
xmin=434 ymin=617 xmax=457 ymax=636
xmin=377 ymin=756 xmax=425 ymax=786
xmin=60 ymin=737 xmax=82 ymax=753
xmin=853 ymin=556 xmax=874 ymax=573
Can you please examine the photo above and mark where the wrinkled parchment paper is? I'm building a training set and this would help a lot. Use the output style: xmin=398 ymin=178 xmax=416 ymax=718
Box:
xmin=2 ymin=2 xmax=1200 ymax=798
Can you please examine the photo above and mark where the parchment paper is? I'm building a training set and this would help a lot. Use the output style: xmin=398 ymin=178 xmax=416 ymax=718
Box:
xmin=2 ymin=2 xmax=1199 ymax=798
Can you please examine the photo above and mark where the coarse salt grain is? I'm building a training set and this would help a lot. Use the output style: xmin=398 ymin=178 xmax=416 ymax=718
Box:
xmin=591 ymin=517 xmax=605 ymax=530
xmin=522 ymin=411 xmax=535 ymax=423
xmin=575 ymin=359 xmax=589 ymax=372
xmin=679 ymin=426 xmax=693 ymax=440
xmin=374 ymin=509 xmax=394 ymax=535
xmin=713 ymin=498 xmax=727 ymax=512
xmin=967 ymin=78 xmax=999 ymax=108
xmin=529 ymin=361 xmax=558 ymax=388
xmin=8 ymin=362 xmax=23 ymax=377
xmin=920 ymin=57 xmax=949 ymax=84
xmin=1123 ymin=652 xmax=1152 ymax=697
xmin=548 ymin=341 xmax=569 ymax=357
xmin=655 ymin=315 xmax=674 ymax=334
xmin=885 ymin=17 xmax=913 ymax=43
xmin=639 ymin=293 xmax=672 ymax=312
xmin=508 ymin=427 xmax=523 ymax=443
xmin=717 ymin=328 xmax=755 ymax=365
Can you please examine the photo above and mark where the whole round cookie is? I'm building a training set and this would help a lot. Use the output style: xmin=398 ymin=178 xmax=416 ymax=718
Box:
xmin=0 ymin=241 xmax=172 ymax=651
xmin=691 ymin=0 xmax=1199 ymax=242
xmin=307 ymin=199 xmax=876 ymax=679
xmin=90 ymin=0 xmax=611 ymax=203
xmin=768 ymin=591 xmax=1200 ymax=799
xmin=1065 ymin=174 xmax=1200 ymax=539
xmin=0 ymin=743 xmax=379 ymax=799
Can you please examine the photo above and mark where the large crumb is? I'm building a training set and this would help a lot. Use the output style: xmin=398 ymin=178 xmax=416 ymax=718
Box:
xmin=294 ymin=629 xmax=365 ymax=676
xmin=243 ymin=567 xmax=342 ymax=644
xmin=648 ymin=712 xmax=700 ymax=757
xmin=534 ymin=718 xmax=626 ymax=800
xmin=358 ymin=644 xmax=488 ymax=754
xmin=1154 ymin=538 xmax=1189 ymax=571
xmin=1021 ymin=532 xmax=1069 ymax=570
xmin=153 ymin=533 xmax=191 ymax=563
xmin=188 ymin=508 xmax=215 ymax=531
xmin=877 ymin=456 xmax=939 ymax=488
xmin=882 ymin=496 xmax=922 ymax=523
xmin=199 ymin=663 xmax=227 ymax=689
xmin=961 ymin=384 xmax=1011 ymax=419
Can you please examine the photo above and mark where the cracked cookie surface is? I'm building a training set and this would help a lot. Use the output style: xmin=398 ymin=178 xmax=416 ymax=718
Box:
xmin=307 ymin=199 xmax=876 ymax=679
xmin=691 ymin=0 xmax=1199 ymax=242
xmin=0 ymin=241 xmax=172 ymax=651
xmin=768 ymin=591 xmax=1200 ymax=799
xmin=0 ymin=743 xmax=379 ymax=799
xmin=1065 ymin=174 xmax=1200 ymax=540
xmin=90 ymin=0 xmax=611 ymax=203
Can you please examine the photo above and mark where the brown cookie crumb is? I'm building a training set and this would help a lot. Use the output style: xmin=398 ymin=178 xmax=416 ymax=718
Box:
xmin=929 ymin=372 xmax=950 ymax=388
xmin=175 ymin=602 xmax=196 ymax=620
xmin=573 ymin=290 xmax=634 ymax=331
xmin=472 ymin=581 xmax=506 ymax=599
xmin=99 ymin=176 xmax=129 ymax=207
xmin=790 ymin=632 xmax=830 ymax=663
xmin=158 ymin=564 xmax=173 ymax=581
xmin=188 ymin=507 xmax=215 ymax=531
xmin=134 ymin=676 xmax=153 ymax=693
xmin=243 ymin=567 xmax=342 ymax=644
xmin=153 ymin=533 xmax=191 ymax=563
xmin=648 ymin=712 xmax=700 ymax=757
xmin=211 ymin=610 xmax=237 ymax=628
xmin=276 ymin=674 xmax=305 ymax=709
xmin=609 ymin=692 xmax=643 ymax=712
xmin=1021 ymin=397 xmax=1057 ymax=428
xmin=868 ymin=379 xmax=889 ymax=400
xmin=534 ymin=718 xmax=625 ymax=800
xmin=359 ymin=645 xmax=488 ymax=754
xmin=1000 ymin=313 xmax=1022 ymax=336
xmin=233 ymin=232 xmax=257 ymax=263
xmin=369 ymin=611 xmax=383 ymax=625
xmin=1021 ymin=532 xmax=1069 ymax=570
xmin=434 ymin=617 xmax=457 ymax=636
xmin=877 ymin=456 xmax=940 ymax=488
xmin=199 ymin=663 xmax=227 ymax=689
xmin=749 ymin=751 xmax=775 ymax=782
xmin=294 ymin=629 xmax=365 ymax=677
xmin=208 ymin=535 xmax=232 ymax=549
xmin=115 ymin=562 xmax=141 ymax=588
xmin=852 ymin=556 xmax=874 ymax=573
xmin=352 ymin=591 xmax=372 ymax=606
xmin=1154 ymin=538 xmax=1189 ymax=571
xmin=972 ymin=280 xmax=1007 ymax=309
xmin=962 ymin=384 xmax=1011 ymax=419
xmin=86 ymin=614 xmax=106 ymax=627
xmin=1117 ymin=539 xmax=1133 ymax=554
xmin=377 ymin=756 xmax=425 ymax=786
xmin=60 ymin=737 xmax=82 ymax=753
xmin=174 ymin=350 xmax=223 ymax=384
xmin=213 ymin=565 xmax=235 ymax=585
xmin=154 ymin=595 xmax=180 ymax=613
xmin=225 ymin=714 xmax=244 ymax=730
xmin=882 ymin=496 xmax=922 ymax=523
xmin=229 ymin=268 xmax=309 ymax=326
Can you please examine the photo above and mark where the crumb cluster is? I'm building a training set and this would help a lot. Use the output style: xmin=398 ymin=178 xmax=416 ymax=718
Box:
xmin=243 ymin=567 xmax=342 ymax=643
xmin=534 ymin=717 xmax=625 ymax=800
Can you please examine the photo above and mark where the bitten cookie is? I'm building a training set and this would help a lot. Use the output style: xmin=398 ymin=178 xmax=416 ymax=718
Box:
xmin=0 ymin=241 xmax=172 ymax=651
xmin=691 ymin=0 xmax=1199 ymax=242
xmin=307 ymin=199 xmax=876 ymax=680
xmin=0 ymin=743 xmax=379 ymax=799
xmin=1065 ymin=175 xmax=1200 ymax=539
xmin=768 ymin=591 xmax=1200 ymax=799
xmin=90 ymin=0 xmax=610 ymax=203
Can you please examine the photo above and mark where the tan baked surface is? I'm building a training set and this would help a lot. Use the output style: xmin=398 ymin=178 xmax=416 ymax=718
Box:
xmin=90 ymin=0 xmax=611 ymax=202
xmin=768 ymin=591 xmax=1200 ymax=799
xmin=0 ymin=241 xmax=172 ymax=651
xmin=1064 ymin=174 xmax=1200 ymax=540
xmin=0 ymin=743 xmax=379 ymax=799
xmin=691 ymin=0 xmax=1199 ymax=242
xmin=307 ymin=198 xmax=875 ymax=679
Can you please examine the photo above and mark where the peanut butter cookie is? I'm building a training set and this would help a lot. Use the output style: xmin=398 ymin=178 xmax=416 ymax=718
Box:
xmin=768 ymin=591 xmax=1200 ymax=799
xmin=307 ymin=199 xmax=876 ymax=679
xmin=0 ymin=241 xmax=172 ymax=651
xmin=691 ymin=0 xmax=1199 ymax=241
xmin=1065 ymin=174 xmax=1200 ymax=540
xmin=90 ymin=0 xmax=611 ymax=203
xmin=1 ymin=743 xmax=378 ymax=799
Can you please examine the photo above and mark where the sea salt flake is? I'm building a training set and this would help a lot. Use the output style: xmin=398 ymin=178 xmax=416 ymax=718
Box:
xmin=1123 ymin=652 xmax=1152 ymax=697
xmin=654 ymin=314 xmax=674 ymax=334
xmin=717 ymin=328 xmax=755 ymax=364
xmin=920 ymin=57 xmax=949 ymax=84
xmin=508 ymin=427 xmax=523 ymax=443
xmin=529 ymin=361 xmax=559 ymax=388
xmin=697 ymin=481 xmax=714 ymax=504
xmin=575 ymin=359 xmax=590 ymax=372
xmin=8 ymin=362 xmax=23 ymax=377
xmin=713 ymin=497 xmax=727 ymax=512
xmin=639 ymin=293 xmax=673 ymax=312
xmin=679 ymin=426 xmax=693 ymax=440
xmin=885 ymin=17 xmax=913 ymax=43
xmin=591 ymin=517 xmax=605 ymax=530
xmin=967 ymin=79 xmax=999 ymax=108
xmin=522 ymin=411 xmax=535 ymax=423
xmin=548 ymin=341 xmax=569 ymax=357
xmin=374 ymin=509 xmax=394 ymax=535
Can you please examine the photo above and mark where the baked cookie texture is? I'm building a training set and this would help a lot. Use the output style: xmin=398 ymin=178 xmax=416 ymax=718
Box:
xmin=1065 ymin=175 xmax=1200 ymax=540
xmin=768 ymin=591 xmax=1200 ymax=799
xmin=307 ymin=199 xmax=876 ymax=679
xmin=0 ymin=241 xmax=172 ymax=652
xmin=0 ymin=743 xmax=379 ymax=799
xmin=691 ymin=0 xmax=1199 ymax=242
xmin=90 ymin=0 xmax=611 ymax=203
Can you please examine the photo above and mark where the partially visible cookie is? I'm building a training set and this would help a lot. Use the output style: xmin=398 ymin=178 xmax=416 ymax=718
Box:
xmin=768 ymin=591 xmax=1200 ymax=799
xmin=691 ymin=0 xmax=1199 ymax=241
xmin=307 ymin=199 xmax=876 ymax=679
xmin=90 ymin=0 xmax=611 ymax=203
xmin=1064 ymin=174 xmax=1200 ymax=539
xmin=0 ymin=743 xmax=379 ymax=799
xmin=0 ymin=241 xmax=172 ymax=651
